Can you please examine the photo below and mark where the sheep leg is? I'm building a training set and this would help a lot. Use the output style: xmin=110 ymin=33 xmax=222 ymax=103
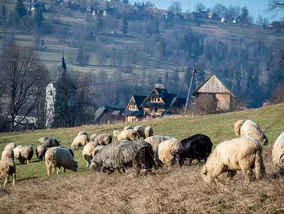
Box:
xmin=57 ymin=167 xmax=60 ymax=175
xmin=63 ymin=168 xmax=66 ymax=173
xmin=3 ymin=176 xmax=8 ymax=187
xmin=12 ymin=173 xmax=16 ymax=186
xmin=244 ymin=169 xmax=253 ymax=182
xmin=27 ymin=160 xmax=29 ymax=164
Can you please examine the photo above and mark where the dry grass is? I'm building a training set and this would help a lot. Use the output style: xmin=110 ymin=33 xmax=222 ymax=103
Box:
xmin=0 ymin=104 xmax=284 ymax=213
xmin=0 ymin=146 xmax=283 ymax=214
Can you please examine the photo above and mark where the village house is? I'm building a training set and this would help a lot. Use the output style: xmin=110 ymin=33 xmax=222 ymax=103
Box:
xmin=122 ymin=84 xmax=186 ymax=122
xmin=192 ymin=74 xmax=235 ymax=113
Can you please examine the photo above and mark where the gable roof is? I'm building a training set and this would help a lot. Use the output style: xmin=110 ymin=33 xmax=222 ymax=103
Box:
xmin=122 ymin=95 xmax=146 ymax=116
xmin=192 ymin=74 xmax=235 ymax=97
xmin=94 ymin=107 xmax=106 ymax=121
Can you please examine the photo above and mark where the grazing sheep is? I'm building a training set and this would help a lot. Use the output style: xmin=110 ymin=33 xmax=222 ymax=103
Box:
xmin=71 ymin=135 xmax=89 ymax=149
xmin=145 ymin=135 xmax=175 ymax=152
xmin=0 ymin=158 xmax=16 ymax=187
xmin=18 ymin=146 xmax=34 ymax=164
xmin=176 ymin=134 xmax=212 ymax=166
xmin=123 ymin=126 xmax=133 ymax=130
xmin=82 ymin=141 xmax=98 ymax=167
xmin=4 ymin=142 xmax=17 ymax=151
xmin=234 ymin=120 xmax=245 ymax=136
xmin=45 ymin=147 xmax=78 ymax=176
xmin=90 ymin=133 xmax=97 ymax=141
xmin=38 ymin=137 xmax=49 ymax=146
xmin=155 ymin=139 xmax=183 ymax=167
xmin=13 ymin=145 xmax=23 ymax=160
xmin=134 ymin=125 xmax=145 ymax=139
xmin=93 ymin=133 xmax=112 ymax=145
xmin=45 ymin=138 xmax=61 ymax=148
xmin=1 ymin=148 xmax=14 ymax=160
xmin=36 ymin=144 xmax=47 ymax=161
xmin=133 ymin=143 xmax=155 ymax=175
xmin=201 ymin=137 xmax=266 ymax=183
xmin=77 ymin=131 xmax=88 ymax=138
xmin=90 ymin=140 xmax=150 ymax=174
xmin=234 ymin=120 xmax=268 ymax=145
xmin=61 ymin=147 xmax=74 ymax=158
xmin=144 ymin=126 xmax=154 ymax=138
xmin=272 ymin=132 xmax=284 ymax=173
xmin=113 ymin=129 xmax=138 ymax=141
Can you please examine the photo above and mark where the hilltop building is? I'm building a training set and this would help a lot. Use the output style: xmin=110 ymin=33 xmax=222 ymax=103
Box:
xmin=122 ymin=84 xmax=186 ymax=122
xmin=192 ymin=74 xmax=235 ymax=113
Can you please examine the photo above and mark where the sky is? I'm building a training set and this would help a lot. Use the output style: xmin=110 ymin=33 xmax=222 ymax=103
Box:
xmin=148 ymin=0 xmax=281 ymax=21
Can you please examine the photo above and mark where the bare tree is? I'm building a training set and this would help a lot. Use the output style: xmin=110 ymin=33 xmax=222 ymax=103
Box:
xmin=267 ymin=0 xmax=284 ymax=18
xmin=168 ymin=2 xmax=182 ymax=12
xmin=0 ymin=46 xmax=50 ymax=132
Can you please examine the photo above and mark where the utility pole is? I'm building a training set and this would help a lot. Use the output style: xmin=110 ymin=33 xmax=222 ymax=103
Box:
xmin=184 ymin=67 xmax=198 ymax=114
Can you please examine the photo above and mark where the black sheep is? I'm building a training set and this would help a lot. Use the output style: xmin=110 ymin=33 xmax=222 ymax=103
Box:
xmin=176 ymin=134 xmax=212 ymax=166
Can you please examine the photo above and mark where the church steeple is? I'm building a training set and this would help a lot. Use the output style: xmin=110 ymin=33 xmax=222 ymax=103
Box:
xmin=57 ymin=52 xmax=66 ymax=78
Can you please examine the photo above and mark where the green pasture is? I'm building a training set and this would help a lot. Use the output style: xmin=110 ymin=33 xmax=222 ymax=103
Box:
xmin=0 ymin=103 xmax=284 ymax=183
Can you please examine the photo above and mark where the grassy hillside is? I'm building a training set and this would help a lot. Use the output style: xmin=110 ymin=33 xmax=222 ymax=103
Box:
xmin=0 ymin=104 xmax=284 ymax=213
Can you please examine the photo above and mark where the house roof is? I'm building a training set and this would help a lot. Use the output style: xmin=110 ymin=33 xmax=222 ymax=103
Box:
xmin=94 ymin=107 xmax=106 ymax=121
xmin=192 ymin=74 xmax=235 ymax=97
xmin=133 ymin=95 xmax=147 ymax=106
xmin=111 ymin=110 xmax=121 ymax=116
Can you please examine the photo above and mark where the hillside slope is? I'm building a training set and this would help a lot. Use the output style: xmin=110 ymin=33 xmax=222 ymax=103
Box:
xmin=0 ymin=104 xmax=284 ymax=213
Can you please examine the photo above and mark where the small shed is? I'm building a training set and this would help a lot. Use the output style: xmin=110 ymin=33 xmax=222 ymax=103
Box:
xmin=192 ymin=74 xmax=235 ymax=113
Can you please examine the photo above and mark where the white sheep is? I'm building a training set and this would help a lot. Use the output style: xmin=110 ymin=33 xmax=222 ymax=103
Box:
xmin=0 ymin=158 xmax=16 ymax=187
xmin=234 ymin=120 xmax=268 ymax=145
xmin=82 ymin=141 xmax=97 ymax=167
xmin=155 ymin=138 xmax=183 ymax=167
xmin=4 ymin=142 xmax=17 ymax=150
xmin=234 ymin=120 xmax=244 ymax=136
xmin=17 ymin=146 xmax=34 ymax=164
xmin=90 ymin=133 xmax=97 ymax=141
xmin=113 ymin=129 xmax=138 ymax=141
xmin=71 ymin=135 xmax=89 ymax=149
xmin=272 ymin=132 xmax=284 ymax=172
xmin=134 ymin=125 xmax=145 ymax=139
xmin=144 ymin=126 xmax=154 ymax=138
xmin=45 ymin=147 xmax=78 ymax=176
xmin=1 ymin=148 xmax=14 ymax=160
xmin=145 ymin=135 xmax=175 ymax=152
xmin=201 ymin=137 xmax=266 ymax=183
xmin=13 ymin=145 xmax=23 ymax=160
xmin=36 ymin=144 xmax=47 ymax=161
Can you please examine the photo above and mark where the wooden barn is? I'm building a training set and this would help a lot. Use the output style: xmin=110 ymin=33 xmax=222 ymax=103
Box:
xmin=192 ymin=74 xmax=235 ymax=113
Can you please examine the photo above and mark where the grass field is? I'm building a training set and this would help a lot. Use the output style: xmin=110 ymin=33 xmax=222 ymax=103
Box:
xmin=0 ymin=104 xmax=284 ymax=213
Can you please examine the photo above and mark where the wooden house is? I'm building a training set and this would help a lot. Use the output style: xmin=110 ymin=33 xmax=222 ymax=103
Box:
xmin=192 ymin=74 xmax=235 ymax=113
xmin=123 ymin=84 xmax=186 ymax=122
xmin=122 ymin=95 xmax=146 ymax=122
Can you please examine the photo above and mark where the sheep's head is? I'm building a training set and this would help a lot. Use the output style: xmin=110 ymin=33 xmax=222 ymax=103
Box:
xmin=200 ymin=166 xmax=214 ymax=183
xmin=73 ymin=161 xmax=78 ymax=172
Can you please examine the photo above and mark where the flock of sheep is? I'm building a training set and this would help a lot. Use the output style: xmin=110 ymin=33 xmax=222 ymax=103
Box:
xmin=1 ymin=120 xmax=284 ymax=187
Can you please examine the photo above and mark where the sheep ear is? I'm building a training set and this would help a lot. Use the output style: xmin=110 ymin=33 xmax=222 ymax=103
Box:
xmin=201 ymin=167 xmax=207 ymax=175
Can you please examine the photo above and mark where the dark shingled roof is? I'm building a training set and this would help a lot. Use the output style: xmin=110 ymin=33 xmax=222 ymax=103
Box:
xmin=132 ymin=95 xmax=147 ymax=106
